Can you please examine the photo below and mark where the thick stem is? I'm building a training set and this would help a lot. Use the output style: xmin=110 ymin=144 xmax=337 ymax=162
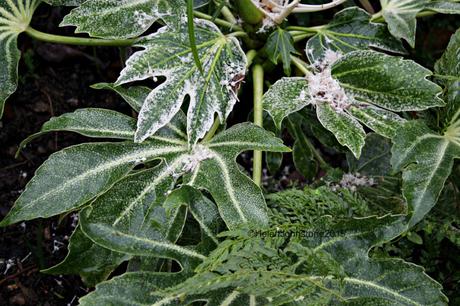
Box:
xmin=252 ymin=64 xmax=264 ymax=186
xmin=220 ymin=6 xmax=238 ymax=24
xmin=291 ymin=56 xmax=311 ymax=76
xmin=246 ymin=49 xmax=258 ymax=69
xmin=235 ymin=0 xmax=264 ymax=25
xmin=25 ymin=27 xmax=136 ymax=46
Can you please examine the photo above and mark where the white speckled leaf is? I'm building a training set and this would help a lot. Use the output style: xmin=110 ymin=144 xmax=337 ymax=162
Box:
xmin=17 ymin=108 xmax=138 ymax=154
xmin=0 ymin=121 xmax=188 ymax=226
xmin=348 ymin=104 xmax=406 ymax=138
xmin=60 ymin=0 xmax=185 ymax=39
xmin=316 ymin=103 xmax=366 ymax=158
xmin=116 ymin=20 xmax=247 ymax=145
xmin=435 ymin=28 xmax=460 ymax=126
xmin=0 ymin=0 xmax=40 ymax=117
xmin=79 ymin=163 xmax=208 ymax=266
xmin=391 ymin=121 xmax=460 ymax=227
xmin=43 ymin=226 xmax=130 ymax=287
xmin=379 ymin=0 xmax=428 ymax=47
xmin=186 ymin=123 xmax=290 ymax=229
xmin=262 ymin=77 xmax=310 ymax=129
xmin=332 ymin=51 xmax=444 ymax=112
xmin=44 ymin=0 xmax=85 ymax=5
xmin=306 ymin=7 xmax=405 ymax=63
xmin=264 ymin=50 xmax=442 ymax=157
xmin=425 ymin=1 xmax=460 ymax=14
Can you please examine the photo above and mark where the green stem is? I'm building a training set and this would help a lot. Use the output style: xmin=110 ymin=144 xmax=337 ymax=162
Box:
xmin=291 ymin=56 xmax=311 ymax=76
xmin=252 ymin=64 xmax=264 ymax=186
xmin=193 ymin=11 xmax=243 ymax=31
xmin=286 ymin=25 xmax=325 ymax=32
xmin=202 ymin=117 xmax=221 ymax=142
xmin=25 ymin=26 xmax=136 ymax=46
xmin=235 ymin=0 xmax=265 ymax=25
xmin=292 ymin=32 xmax=316 ymax=42
xmin=246 ymin=49 xmax=258 ymax=69
xmin=220 ymin=6 xmax=238 ymax=24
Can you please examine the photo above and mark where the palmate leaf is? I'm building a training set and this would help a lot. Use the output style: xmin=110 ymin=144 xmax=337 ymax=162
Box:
xmin=306 ymin=7 xmax=405 ymax=63
xmin=1 ymin=107 xmax=288 ymax=230
xmin=116 ymin=20 xmax=247 ymax=145
xmin=391 ymin=29 xmax=460 ymax=227
xmin=391 ymin=121 xmax=460 ymax=227
xmin=265 ymin=27 xmax=299 ymax=75
xmin=0 ymin=0 xmax=40 ymax=117
xmin=43 ymin=226 xmax=129 ymax=287
xmin=379 ymin=0 xmax=428 ymax=48
xmin=59 ymin=0 xmax=185 ymax=39
xmin=263 ymin=50 xmax=440 ymax=157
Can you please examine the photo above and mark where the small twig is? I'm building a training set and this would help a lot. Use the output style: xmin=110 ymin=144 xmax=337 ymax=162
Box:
xmin=359 ymin=0 xmax=375 ymax=13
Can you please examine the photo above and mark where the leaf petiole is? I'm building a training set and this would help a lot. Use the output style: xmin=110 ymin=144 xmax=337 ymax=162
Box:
xmin=252 ymin=64 xmax=264 ymax=186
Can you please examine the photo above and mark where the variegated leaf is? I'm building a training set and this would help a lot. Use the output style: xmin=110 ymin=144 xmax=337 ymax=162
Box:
xmin=316 ymin=103 xmax=366 ymax=158
xmin=60 ymin=0 xmax=185 ymax=39
xmin=263 ymin=50 xmax=442 ymax=157
xmin=425 ymin=1 xmax=460 ymax=14
xmin=0 ymin=0 xmax=40 ymax=117
xmin=391 ymin=121 xmax=460 ymax=227
xmin=186 ymin=123 xmax=290 ymax=229
xmin=17 ymin=108 xmax=138 ymax=154
xmin=435 ymin=28 xmax=460 ymax=126
xmin=79 ymin=163 xmax=208 ymax=267
xmin=379 ymin=0 xmax=428 ymax=47
xmin=306 ymin=7 xmax=405 ymax=63
xmin=116 ymin=20 xmax=247 ymax=144
xmin=0 ymin=116 xmax=188 ymax=226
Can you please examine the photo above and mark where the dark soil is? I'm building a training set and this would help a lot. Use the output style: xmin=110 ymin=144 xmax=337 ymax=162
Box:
xmin=1 ymin=3 xmax=459 ymax=306
xmin=0 ymin=5 xmax=133 ymax=305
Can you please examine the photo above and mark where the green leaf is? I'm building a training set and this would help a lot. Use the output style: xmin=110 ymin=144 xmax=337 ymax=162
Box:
xmin=347 ymin=133 xmax=393 ymax=176
xmin=391 ymin=120 xmax=460 ymax=227
xmin=80 ymin=163 xmax=208 ymax=266
xmin=60 ymin=0 xmax=185 ymax=39
xmin=78 ymin=272 xmax=189 ymax=305
xmin=425 ymin=1 xmax=460 ymax=14
xmin=0 ymin=122 xmax=188 ymax=226
xmin=316 ymin=102 xmax=366 ymax=158
xmin=265 ymin=27 xmax=299 ymax=75
xmin=43 ymin=226 xmax=129 ymax=287
xmin=286 ymin=117 xmax=317 ymax=180
xmin=165 ymin=186 xmax=221 ymax=245
xmin=379 ymin=0 xmax=428 ymax=47
xmin=17 ymin=108 xmax=138 ymax=154
xmin=91 ymin=83 xmax=150 ymax=112
xmin=160 ymin=216 xmax=447 ymax=305
xmin=263 ymin=50 xmax=442 ymax=157
xmin=332 ymin=51 xmax=444 ymax=112
xmin=44 ymin=0 xmax=85 ymax=5
xmin=262 ymin=77 xmax=310 ymax=130
xmin=435 ymin=28 xmax=460 ymax=126
xmin=186 ymin=123 xmax=290 ymax=229
xmin=116 ymin=20 xmax=247 ymax=144
xmin=306 ymin=7 xmax=406 ymax=63
xmin=0 ymin=0 xmax=40 ymax=117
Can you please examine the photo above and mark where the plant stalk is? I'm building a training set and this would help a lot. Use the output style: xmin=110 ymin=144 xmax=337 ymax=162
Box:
xmin=194 ymin=11 xmax=244 ymax=31
xmin=235 ymin=0 xmax=265 ymax=25
xmin=25 ymin=27 xmax=136 ymax=46
xmin=252 ymin=64 xmax=264 ymax=186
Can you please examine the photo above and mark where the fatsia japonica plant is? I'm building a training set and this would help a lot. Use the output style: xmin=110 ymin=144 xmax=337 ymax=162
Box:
xmin=1 ymin=0 xmax=460 ymax=304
